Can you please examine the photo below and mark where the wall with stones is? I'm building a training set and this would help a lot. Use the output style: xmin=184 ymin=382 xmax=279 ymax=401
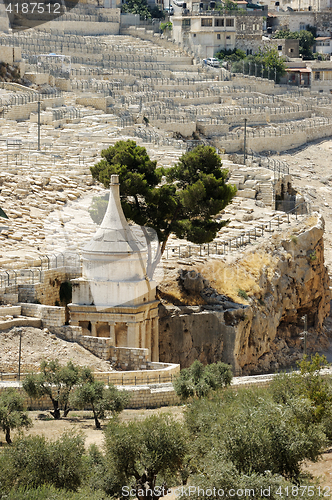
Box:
xmin=5 ymin=97 xmax=64 ymax=121
xmin=159 ymin=214 xmax=330 ymax=375
xmin=20 ymin=303 xmax=65 ymax=328
xmin=215 ymin=120 xmax=332 ymax=154
xmin=0 ymin=383 xmax=180 ymax=410
xmin=150 ymin=120 xmax=196 ymax=136
xmin=18 ymin=269 xmax=80 ymax=306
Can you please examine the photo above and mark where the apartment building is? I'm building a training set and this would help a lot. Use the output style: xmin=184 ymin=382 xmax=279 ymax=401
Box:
xmin=172 ymin=8 xmax=264 ymax=58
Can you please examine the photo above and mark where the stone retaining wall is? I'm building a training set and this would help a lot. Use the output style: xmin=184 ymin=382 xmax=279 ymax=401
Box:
xmin=5 ymin=369 xmax=332 ymax=411
xmin=0 ymin=305 xmax=21 ymax=317
xmin=216 ymin=121 xmax=332 ymax=154
xmin=0 ymin=318 xmax=42 ymax=331
xmin=18 ymin=268 xmax=80 ymax=306
xmin=20 ymin=303 xmax=65 ymax=328
xmin=0 ymin=383 xmax=180 ymax=410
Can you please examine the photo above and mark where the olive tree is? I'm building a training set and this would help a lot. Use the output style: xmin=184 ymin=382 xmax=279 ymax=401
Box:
xmin=23 ymin=360 xmax=81 ymax=419
xmin=70 ymin=368 xmax=130 ymax=429
xmin=173 ymin=360 xmax=233 ymax=401
xmin=0 ymin=388 xmax=31 ymax=444
xmin=103 ymin=414 xmax=188 ymax=499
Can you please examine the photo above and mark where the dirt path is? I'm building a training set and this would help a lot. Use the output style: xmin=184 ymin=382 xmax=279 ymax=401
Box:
xmin=0 ymin=406 xmax=185 ymax=449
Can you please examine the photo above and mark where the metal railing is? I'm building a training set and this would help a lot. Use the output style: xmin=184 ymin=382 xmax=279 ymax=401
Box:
xmin=0 ymin=253 xmax=81 ymax=290
xmin=231 ymin=152 xmax=289 ymax=176
xmin=163 ymin=202 xmax=311 ymax=260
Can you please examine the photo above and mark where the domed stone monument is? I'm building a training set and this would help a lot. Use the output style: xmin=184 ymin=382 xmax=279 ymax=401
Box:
xmin=69 ymin=174 xmax=159 ymax=362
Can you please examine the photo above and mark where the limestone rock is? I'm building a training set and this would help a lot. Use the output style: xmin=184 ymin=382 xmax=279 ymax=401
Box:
xmin=159 ymin=214 xmax=330 ymax=375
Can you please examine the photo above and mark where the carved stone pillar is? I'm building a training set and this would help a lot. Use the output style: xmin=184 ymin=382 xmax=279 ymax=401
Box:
xmin=127 ymin=322 xmax=140 ymax=348
xmin=108 ymin=322 xmax=115 ymax=345
xmin=151 ymin=317 xmax=159 ymax=362
xmin=90 ymin=321 xmax=97 ymax=337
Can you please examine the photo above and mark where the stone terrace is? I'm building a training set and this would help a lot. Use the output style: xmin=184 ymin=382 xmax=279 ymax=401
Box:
xmin=0 ymin=29 xmax=328 ymax=287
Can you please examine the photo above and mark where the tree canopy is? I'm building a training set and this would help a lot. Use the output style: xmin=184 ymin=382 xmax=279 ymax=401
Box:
xmin=103 ymin=414 xmax=188 ymax=499
xmin=273 ymin=29 xmax=315 ymax=59
xmin=90 ymin=140 xmax=236 ymax=253
xmin=230 ymin=47 xmax=286 ymax=81
xmin=121 ymin=0 xmax=163 ymax=19
xmin=0 ymin=433 xmax=85 ymax=491
xmin=173 ymin=360 xmax=233 ymax=400
xmin=215 ymin=48 xmax=246 ymax=62
xmin=70 ymin=367 xmax=130 ymax=429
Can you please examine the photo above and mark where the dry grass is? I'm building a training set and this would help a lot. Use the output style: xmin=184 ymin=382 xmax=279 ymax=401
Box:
xmin=159 ymin=214 xmax=319 ymax=306
xmin=157 ymin=278 xmax=206 ymax=306
xmin=304 ymin=215 xmax=318 ymax=228
xmin=196 ymin=251 xmax=277 ymax=303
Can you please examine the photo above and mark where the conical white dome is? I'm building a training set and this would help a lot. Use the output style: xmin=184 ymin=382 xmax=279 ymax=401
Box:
xmin=82 ymin=174 xmax=147 ymax=258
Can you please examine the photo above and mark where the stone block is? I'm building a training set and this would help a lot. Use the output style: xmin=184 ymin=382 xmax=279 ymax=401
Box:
xmin=238 ymin=188 xmax=256 ymax=199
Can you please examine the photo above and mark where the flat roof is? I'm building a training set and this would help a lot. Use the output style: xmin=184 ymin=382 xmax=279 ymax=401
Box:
xmin=286 ymin=68 xmax=311 ymax=73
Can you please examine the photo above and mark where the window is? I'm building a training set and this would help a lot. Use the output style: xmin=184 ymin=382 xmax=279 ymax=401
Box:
xmin=217 ymin=33 xmax=221 ymax=39
xmin=290 ymin=48 xmax=294 ymax=53
xmin=193 ymin=33 xmax=196 ymax=37
xmin=182 ymin=18 xmax=191 ymax=27
xmin=299 ymin=23 xmax=305 ymax=30
xmin=315 ymin=72 xmax=321 ymax=80
xmin=278 ymin=45 xmax=282 ymax=50
xmin=226 ymin=35 xmax=231 ymax=39
xmin=241 ymin=23 xmax=245 ymax=30
xmin=226 ymin=18 xmax=234 ymax=27
xmin=214 ymin=18 xmax=224 ymax=26
xmin=201 ymin=18 xmax=212 ymax=26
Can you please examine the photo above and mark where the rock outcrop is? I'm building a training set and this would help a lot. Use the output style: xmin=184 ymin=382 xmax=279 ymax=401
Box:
xmin=159 ymin=214 xmax=330 ymax=375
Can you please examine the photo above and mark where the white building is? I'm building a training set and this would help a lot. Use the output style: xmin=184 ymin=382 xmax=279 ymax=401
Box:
xmin=172 ymin=10 xmax=263 ymax=58
xmin=69 ymin=174 xmax=159 ymax=362
xmin=315 ymin=36 xmax=332 ymax=55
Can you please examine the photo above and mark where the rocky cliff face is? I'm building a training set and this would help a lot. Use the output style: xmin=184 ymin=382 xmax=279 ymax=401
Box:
xmin=159 ymin=214 xmax=330 ymax=375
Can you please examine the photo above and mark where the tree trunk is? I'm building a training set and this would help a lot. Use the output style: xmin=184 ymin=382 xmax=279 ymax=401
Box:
xmin=50 ymin=399 xmax=61 ymax=419
xmin=5 ymin=427 xmax=11 ymax=444
xmin=92 ymin=404 xmax=101 ymax=429
xmin=160 ymin=205 xmax=181 ymax=255
xmin=160 ymin=237 xmax=169 ymax=256
xmin=136 ymin=476 xmax=168 ymax=500
xmin=63 ymin=405 xmax=71 ymax=417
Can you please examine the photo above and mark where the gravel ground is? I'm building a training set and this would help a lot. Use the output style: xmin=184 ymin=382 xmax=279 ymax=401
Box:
xmin=0 ymin=326 xmax=114 ymax=374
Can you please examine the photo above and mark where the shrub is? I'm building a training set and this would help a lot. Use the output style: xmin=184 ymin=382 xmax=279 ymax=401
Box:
xmin=185 ymin=386 xmax=326 ymax=481
xmin=238 ymin=289 xmax=248 ymax=300
xmin=173 ymin=360 xmax=233 ymax=401
xmin=0 ymin=433 xmax=86 ymax=493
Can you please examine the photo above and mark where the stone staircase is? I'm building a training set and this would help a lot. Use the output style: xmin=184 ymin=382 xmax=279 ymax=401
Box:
xmin=257 ymin=181 xmax=274 ymax=206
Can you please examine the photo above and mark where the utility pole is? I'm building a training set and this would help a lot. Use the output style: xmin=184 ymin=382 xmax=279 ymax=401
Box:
xmin=37 ymin=100 xmax=41 ymax=151
xmin=301 ymin=314 xmax=308 ymax=357
xmin=243 ymin=118 xmax=247 ymax=165
xmin=18 ymin=329 xmax=22 ymax=381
